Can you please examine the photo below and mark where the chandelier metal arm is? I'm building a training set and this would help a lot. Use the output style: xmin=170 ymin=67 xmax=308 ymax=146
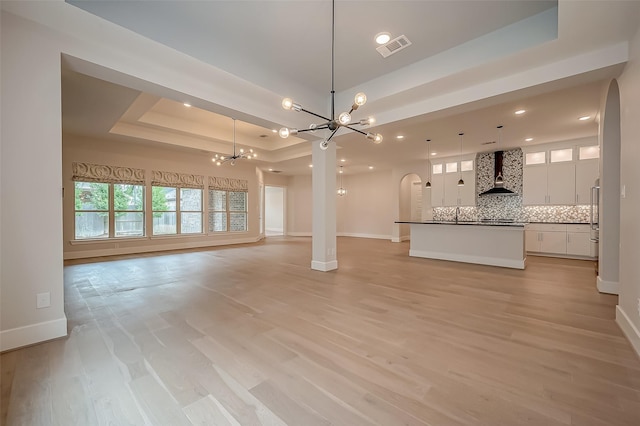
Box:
xmin=300 ymin=109 xmax=332 ymax=122
xmin=343 ymin=126 xmax=368 ymax=136
xmin=325 ymin=127 xmax=340 ymax=143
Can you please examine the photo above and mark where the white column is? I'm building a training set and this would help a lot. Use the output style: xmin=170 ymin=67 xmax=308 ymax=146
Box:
xmin=311 ymin=141 xmax=338 ymax=271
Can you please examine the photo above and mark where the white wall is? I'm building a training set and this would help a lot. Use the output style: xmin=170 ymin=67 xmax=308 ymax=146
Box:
xmin=63 ymin=134 xmax=262 ymax=259
xmin=617 ymin=23 xmax=640 ymax=355
xmin=1 ymin=10 xmax=67 ymax=350
xmin=287 ymin=175 xmax=313 ymax=236
xmin=336 ymin=170 xmax=394 ymax=239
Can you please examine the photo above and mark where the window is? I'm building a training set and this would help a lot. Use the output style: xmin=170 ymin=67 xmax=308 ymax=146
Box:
xmin=208 ymin=189 xmax=248 ymax=232
xmin=550 ymin=148 xmax=573 ymax=163
xmin=461 ymin=160 xmax=474 ymax=172
xmin=152 ymin=186 xmax=203 ymax=235
xmin=432 ymin=164 xmax=443 ymax=174
xmin=445 ymin=162 xmax=458 ymax=173
xmin=525 ymin=151 xmax=546 ymax=165
xmin=579 ymin=145 xmax=599 ymax=160
xmin=74 ymin=182 xmax=144 ymax=240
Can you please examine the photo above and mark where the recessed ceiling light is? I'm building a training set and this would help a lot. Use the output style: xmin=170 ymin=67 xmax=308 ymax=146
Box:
xmin=368 ymin=166 xmax=374 ymax=170
xmin=308 ymin=164 xmax=313 ymax=168
xmin=525 ymin=137 xmax=533 ymax=142
xmin=430 ymin=152 xmax=437 ymax=156
xmin=268 ymin=168 xmax=273 ymax=171
xmin=396 ymin=135 xmax=404 ymax=140
xmin=340 ymin=158 xmax=346 ymax=162
xmin=271 ymin=129 xmax=278 ymax=133
xmin=339 ymin=169 xmax=343 ymax=174
xmin=375 ymin=32 xmax=391 ymax=45
xmin=579 ymin=116 xmax=591 ymax=121
xmin=183 ymin=102 xmax=191 ymax=107
xmin=514 ymin=109 xmax=526 ymax=115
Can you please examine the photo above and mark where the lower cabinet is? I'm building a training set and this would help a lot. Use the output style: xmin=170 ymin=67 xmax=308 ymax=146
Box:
xmin=525 ymin=224 xmax=595 ymax=258
xmin=566 ymin=225 xmax=593 ymax=257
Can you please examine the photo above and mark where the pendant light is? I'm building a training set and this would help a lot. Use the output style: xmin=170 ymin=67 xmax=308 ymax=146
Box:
xmin=425 ymin=139 xmax=432 ymax=188
xmin=337 ymin=165 xmax=347 ymax=196
xmin=495 ymin=125 xmax=504 ymax=184
xmin=457 ymin=133 xmax=465 ymax=186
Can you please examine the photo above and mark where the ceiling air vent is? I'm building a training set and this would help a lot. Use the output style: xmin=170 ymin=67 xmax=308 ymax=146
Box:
xmin=376 ymin=35 xmax=412 ymax=58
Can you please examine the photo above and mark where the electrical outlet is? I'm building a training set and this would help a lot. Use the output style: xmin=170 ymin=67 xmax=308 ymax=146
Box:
xmin=36 ymin=292 xmax=50 ymax=309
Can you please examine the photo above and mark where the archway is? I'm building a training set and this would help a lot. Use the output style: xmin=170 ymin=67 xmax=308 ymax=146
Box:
xmin=598 ymin=79 xmax=621 ymax=294
xmin=398 ymin=173 xmax=422 ymax=241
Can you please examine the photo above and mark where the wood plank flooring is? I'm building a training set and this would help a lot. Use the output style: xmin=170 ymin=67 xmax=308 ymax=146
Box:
xmin=2 ymin=237 xmax=639 ymax=425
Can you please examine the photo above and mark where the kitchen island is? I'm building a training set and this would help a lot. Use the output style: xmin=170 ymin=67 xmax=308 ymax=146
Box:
xmin=396 ymin=221 xmax=527 ymax=269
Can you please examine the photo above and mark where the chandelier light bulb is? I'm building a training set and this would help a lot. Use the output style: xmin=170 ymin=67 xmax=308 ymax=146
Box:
xmin=282 ymin=98 xmax=293 ymax=110
xmin=279 ymin=127 xmax=290 ymax=138
xmin=216 ymin=161 xmax=221 ymax=166
xmin=338 ymin=112 xmax=351 ymax=125
xmin=239 ymin=148 xmax=244 ymax=153
xmin=374 ymin=133 xmax=383 ymax=144
xmin=354 ymin=92 xmax=367 ymax=107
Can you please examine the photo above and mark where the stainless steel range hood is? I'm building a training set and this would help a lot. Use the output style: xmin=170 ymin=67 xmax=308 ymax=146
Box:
xmin=479 ymin=151 xmax=517 ymax=196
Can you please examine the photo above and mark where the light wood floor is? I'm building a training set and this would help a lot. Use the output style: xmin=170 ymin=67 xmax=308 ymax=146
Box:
xmin=2 ymin=237 xmax=640 ymax=425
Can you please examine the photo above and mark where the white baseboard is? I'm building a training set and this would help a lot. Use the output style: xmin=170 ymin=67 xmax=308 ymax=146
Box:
xmin=311 ymin=260 xmax=338 ymax=272
xmin=597 ymin=276 xmax=620 ymax=295
xmin=287 ymin=232 xmax=312 ymax=237
xmin=265 ymin=228 xmax=284 ymax=233
xmin=337 ymin=232 xmax=391 ymax=240
xmin=64 ymin=236 xmax=262 ymax=260
xmin=616 ymin=305 xmax=640 ymax=358
xmin=1 ymin=316 xmax=67 ymax=352
xmin=391 ymin=235 xmax=410 ymax=243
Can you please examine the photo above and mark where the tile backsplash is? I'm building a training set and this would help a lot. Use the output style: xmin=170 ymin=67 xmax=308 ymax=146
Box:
xmin=432 ymin=148 xmax=591 ymax=223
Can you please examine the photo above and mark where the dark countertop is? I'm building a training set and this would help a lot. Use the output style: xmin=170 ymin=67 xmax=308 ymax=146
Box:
xmin=395 ymin=220 xmax=526 ymax=227
xmin=527 ymin=222 xmax=589 ymax=225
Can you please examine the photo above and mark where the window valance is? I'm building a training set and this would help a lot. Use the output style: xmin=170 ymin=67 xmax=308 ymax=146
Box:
xmin=208 ymin=176 xmax=248 ymax=192
xmin=72 ymin=162 xmax=145 ymax=185
xmin=151 ymin=171 xmax=204 ymax=189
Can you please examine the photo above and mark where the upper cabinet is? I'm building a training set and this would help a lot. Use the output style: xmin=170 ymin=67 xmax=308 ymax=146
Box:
xmin=522 ymin=142 xmax=599 ymax=206
xmin=430 ymin=156 xmax=476 ymax=207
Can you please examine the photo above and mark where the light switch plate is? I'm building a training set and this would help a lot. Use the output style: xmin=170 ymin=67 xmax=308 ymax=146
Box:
xmin=36 ymin=292 xmax=50 ymax=309
xmin=621 ymin=185 xmax=626 ymax=199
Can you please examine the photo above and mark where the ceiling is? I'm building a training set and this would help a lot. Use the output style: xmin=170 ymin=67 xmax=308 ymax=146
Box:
xmin=61 ymin=1 xmax=640 ymax=175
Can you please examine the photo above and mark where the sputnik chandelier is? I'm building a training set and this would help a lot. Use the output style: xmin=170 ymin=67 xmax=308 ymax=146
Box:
xmin=212 ymin=118 xmax=257 ymax=166
xmin=278 ymin=0 xmax=383 ymax=150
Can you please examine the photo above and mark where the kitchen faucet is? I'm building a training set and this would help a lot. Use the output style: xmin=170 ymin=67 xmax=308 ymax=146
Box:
xmin=455 ymin=206 xmax=460 ymax=224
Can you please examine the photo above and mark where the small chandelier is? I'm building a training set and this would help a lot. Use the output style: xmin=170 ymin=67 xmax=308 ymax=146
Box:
xmin=212 ymin=118 xmax=257 ymax=166
xmin=457 ymin=132 xmax=465 ymax=186
xmin=337 ymin=165 xmax=347 ymax=196
xmin=278 ymin=0 xmax=382 ymax=150
xmin=425 ymin=138 xmax=432 ymax=188
xmin=495 ymin=125 xmax=504 ymax=184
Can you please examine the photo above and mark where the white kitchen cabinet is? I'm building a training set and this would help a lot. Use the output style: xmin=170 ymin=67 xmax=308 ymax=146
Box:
xmin=523 ymin=166 xmax=547 ymax=205
xmin=443 ymin=173 xmax=459 ymax=206
xmin=526 ymin=224 xmax=567 ymax=255
xmin=523 ymin=163 xmax=575 ymax=205
xmin=526 ymin=224 xmax=596 ymax=258
xmin=575 ymin=159 xmax=599 ymax=205
xmin=566 ymin=225 xmax=592 ymax=256
xmin=443 ymin=170 xmax=475 ymax=206
xmin=430 ymin=173 xmax=444 ymax=207
xmin=458 ymin=170 xmax=476 ymax=206
xmin=547 ymin=163 xmax=576 ymax=205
